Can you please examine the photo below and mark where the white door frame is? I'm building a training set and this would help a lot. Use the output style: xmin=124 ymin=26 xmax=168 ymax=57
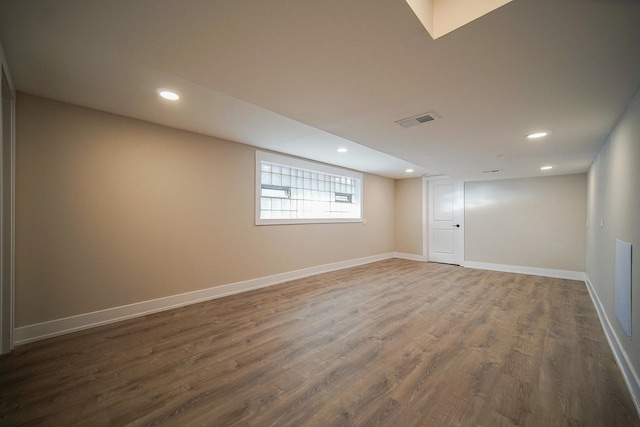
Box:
xmin=421 ymin=177 xmax=428 ymax=261
xmin=427 ymin=177 xmax=464 ymax=265
xmin=0 ymin=43 xmax=16 ymax=354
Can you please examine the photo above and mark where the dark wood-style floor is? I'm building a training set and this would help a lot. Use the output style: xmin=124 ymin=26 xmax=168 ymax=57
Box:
xmin=1 ymin=259 xmax=638 ymax=426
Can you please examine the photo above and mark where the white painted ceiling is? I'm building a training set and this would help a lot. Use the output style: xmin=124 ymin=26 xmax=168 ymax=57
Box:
xmin=1 ymin=0 xmax=639 ymax=180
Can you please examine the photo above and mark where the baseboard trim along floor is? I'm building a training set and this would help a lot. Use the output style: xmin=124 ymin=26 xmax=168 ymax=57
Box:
xmin=14 ymin=253 xmax=395 ymax=345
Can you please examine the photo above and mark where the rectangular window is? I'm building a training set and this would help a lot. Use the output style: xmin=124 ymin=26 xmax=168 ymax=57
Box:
xmin=261 ymin=185 xmax=291 ymax=199
xmin=335 ymin=193 xmax=352 ymax=203
xmin=256 ymin=151 xmax=363 ymax=225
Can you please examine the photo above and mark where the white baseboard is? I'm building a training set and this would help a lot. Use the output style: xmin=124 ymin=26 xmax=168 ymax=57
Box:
xmin=462 ymin=261 xmax=584 ymax=280
xmin=584 ymin=275 xmax=640 ymax=416
xmin=14 ymin=253 xmax=395 ymax=345
xmin=394 ymin=252 xmax=427 ymax=262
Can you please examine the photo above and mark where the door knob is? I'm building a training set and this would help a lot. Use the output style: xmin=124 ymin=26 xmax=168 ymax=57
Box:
xmin=452 ymin=224 xmax=460 ymax=228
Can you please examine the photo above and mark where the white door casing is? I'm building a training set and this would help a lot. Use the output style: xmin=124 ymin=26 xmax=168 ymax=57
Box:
xmin=0 ymin=49 xmax=15 ymax=354
xmin=429 ymin=179 xmax=464 ymax=265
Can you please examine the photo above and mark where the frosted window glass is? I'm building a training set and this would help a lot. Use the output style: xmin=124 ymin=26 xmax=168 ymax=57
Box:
xmin=256 ymin=152 xmax=362 ymax=224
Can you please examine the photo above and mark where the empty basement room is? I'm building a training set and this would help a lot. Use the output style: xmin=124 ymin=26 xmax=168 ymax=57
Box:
xmin=1 ymin=1 xmax=640 ymax=426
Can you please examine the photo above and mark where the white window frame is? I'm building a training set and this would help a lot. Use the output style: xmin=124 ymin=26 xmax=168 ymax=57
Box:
xmin=255 ymin=151 xmax=363 ymax=225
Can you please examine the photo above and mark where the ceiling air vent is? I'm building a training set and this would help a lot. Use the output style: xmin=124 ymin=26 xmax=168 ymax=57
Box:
xmin=395 ymin=112 xmax=440 ymax=128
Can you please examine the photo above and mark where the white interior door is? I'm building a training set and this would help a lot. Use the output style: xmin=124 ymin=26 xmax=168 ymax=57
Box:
xmin=429 ymin=179 xmax=464 ymax=265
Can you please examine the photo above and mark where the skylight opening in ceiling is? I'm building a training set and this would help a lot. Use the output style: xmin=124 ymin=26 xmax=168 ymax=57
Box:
xmin=405 ymin=0 xmax=513 ymax=40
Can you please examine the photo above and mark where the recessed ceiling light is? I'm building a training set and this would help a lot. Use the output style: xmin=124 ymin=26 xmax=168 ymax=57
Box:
xmin=405 ymin=169 xmax=414 ymax=173
xmin=159 ymin=90 xmax=180 ymax=101
xmin=527 ymin=131 xmax=548 ymax=139
xmin=540 ymin=165 xmax=553 ymax=170
xmin=337 ymin=147 xmax=348 ymax=153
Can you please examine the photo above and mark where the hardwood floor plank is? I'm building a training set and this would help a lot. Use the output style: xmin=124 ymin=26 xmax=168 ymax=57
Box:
xmin=1 ymin=259 xmax=638 ymax=426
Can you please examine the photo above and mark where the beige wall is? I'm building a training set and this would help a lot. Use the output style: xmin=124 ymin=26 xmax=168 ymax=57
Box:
xmin=15 ymin=93 xmax=395 ymax=326
xmin=394 ymin=178 xmax=424 ymax=256
xmin=587 ymin=88 xmax=640 ymax=377
xmin=14 ymin=91 xmax=600 ymax=333
xmin=465 ymin=174 xmax=587 ymax=271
